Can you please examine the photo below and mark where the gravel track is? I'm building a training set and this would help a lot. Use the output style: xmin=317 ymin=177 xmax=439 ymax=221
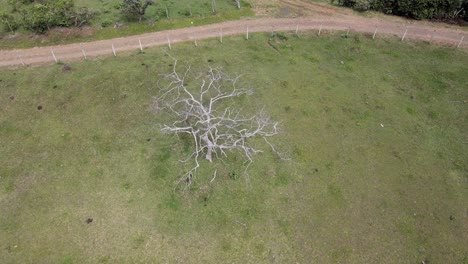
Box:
xmin=0 ymin=15 xmax=466 ymax=68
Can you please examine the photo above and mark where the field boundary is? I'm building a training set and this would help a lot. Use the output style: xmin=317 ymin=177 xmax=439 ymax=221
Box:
xmin=0 ymin=17 xmax=466 ymax=68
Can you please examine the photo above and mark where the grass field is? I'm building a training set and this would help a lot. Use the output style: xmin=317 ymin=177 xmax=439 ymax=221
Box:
xmin=0 ymin=32 xmax=467 ymax=263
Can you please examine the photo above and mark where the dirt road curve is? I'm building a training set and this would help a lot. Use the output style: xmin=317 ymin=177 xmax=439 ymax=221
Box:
xmin=0 ymin=16 xmax=466 ymax=68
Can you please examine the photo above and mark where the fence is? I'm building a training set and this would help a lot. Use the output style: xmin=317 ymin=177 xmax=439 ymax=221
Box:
xmin=0 ymin=18 xmax=466 ymax=68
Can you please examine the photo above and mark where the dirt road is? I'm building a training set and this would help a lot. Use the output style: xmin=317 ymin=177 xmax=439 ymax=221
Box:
xmin=0 ymin=11 xmax=466 ymax=68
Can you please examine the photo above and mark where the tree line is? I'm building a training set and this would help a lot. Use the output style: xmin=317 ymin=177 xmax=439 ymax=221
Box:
xmin=332 ymin=0 xmax=468 ymax=21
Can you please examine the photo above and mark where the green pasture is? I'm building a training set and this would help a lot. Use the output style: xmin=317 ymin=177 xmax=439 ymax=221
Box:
xmin=0 ymin=32 xmax=467 ymax=263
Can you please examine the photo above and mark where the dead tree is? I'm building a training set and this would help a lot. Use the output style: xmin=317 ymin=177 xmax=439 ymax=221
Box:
xmin=151 ymin=61 xmax=284 ymax=189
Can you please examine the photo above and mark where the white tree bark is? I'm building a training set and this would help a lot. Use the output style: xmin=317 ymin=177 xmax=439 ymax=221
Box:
xmin=151 ymin=60 xmax=285 ymax=188
xmin=235 ymin=0 xmax=240 ymax=9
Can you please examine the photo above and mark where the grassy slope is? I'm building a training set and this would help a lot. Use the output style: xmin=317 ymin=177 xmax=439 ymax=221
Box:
xmin=0 ymin=33 xmax=467 ymax=263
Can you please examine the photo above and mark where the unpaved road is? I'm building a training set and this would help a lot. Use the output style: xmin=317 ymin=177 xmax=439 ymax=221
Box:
xmin=0 ymin=8 xmax=466 ymax=68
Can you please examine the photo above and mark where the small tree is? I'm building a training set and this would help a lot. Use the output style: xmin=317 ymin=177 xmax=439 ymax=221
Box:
xmin=151 ymin=61 xmax=285 ymax=188
xmin=120 ymin=0 xmax=154 ymax=22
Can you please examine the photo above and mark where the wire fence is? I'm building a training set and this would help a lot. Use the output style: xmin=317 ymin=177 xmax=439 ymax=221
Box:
xmin=0 ymin=18 xmax=466 ymax=67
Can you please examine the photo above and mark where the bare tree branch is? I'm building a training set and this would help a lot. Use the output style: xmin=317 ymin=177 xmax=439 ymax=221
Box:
xmin=234 ymin=0 xmax=241 ymax=9
xmin=151 ymin=60 xmax=286 ymax=190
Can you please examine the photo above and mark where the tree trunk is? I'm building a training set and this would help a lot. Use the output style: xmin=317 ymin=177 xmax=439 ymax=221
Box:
xmin=6 ymin=20 xmax=13 ymax=32
xmin=202 ymin=135 xmax=214 ymax=162
xmin=206 ymin=147 xmax=213 ymax=162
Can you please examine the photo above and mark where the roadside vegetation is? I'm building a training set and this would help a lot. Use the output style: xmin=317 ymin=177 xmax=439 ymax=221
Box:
xmin=1 ymin=0 xmax=98 ymax=33
xmin=1 ymin=32 xmax=467 ymax=263
xmin=332 ymin=0 xmax=468 ymax=22
xmin=0 ymin=0 xmax=253 ymax=48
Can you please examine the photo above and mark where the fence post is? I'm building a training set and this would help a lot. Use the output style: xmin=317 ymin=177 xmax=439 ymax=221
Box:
xmin=318 ymin=24 xmax=322 ymax=36
xmin=139 ymin=39 xmax=143 ymax=52
xmin=457 ymin=35 xmax=464 ymax=48
xmin=16 ymin=51 xmax=25 ymax=66
xmin=372 ymin=27 xmax=377 ymax=39
xmin=167 ymin=34 xmax=172 ymax=50
xmin=51 ymin=49 xmax=58 ymax=63
xmin=401 ymin=27 xmax=408 ymax=41
xmin=112 ymin=44 xmax=116 ymax=56
xmin=80 ymin=44 xmax=87 ymax=59
xmin=271 ymin=26 xmax=274 ymax=37
xmin=246 ymin=26 xmax=249 ymax=40
xmin=295 ymin=24 xmax=299 ymax=36
xmin=211 ymin=0 xmax=217 ymax=13
xmin=346 ymin=27 xmax=350 ymax=37
xmin=220 ymin=28 xmax=223 ymax=43
xmin=165 ymin=6 xmax=169 ymax=19
xmin=192 ymin=33 xmax=198 ymax=47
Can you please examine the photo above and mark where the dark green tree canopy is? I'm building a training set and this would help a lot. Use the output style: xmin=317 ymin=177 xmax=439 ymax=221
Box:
xmin=333 ymin=0 xmax=468 ymax=20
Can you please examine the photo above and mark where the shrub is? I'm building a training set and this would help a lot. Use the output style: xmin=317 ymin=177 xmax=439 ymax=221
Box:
xmin=332 ymin=0 xmax=467 ymax=20
xmin=101 ymin=20 xmax=112 ymax=27
xmin=9 ymin=0 xmax=95 ymax=33
xmin=0 ymin=12 xmax=20 ymax=32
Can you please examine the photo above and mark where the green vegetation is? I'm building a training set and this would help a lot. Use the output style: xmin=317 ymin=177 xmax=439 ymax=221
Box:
xmin=0 ymin=0 xmax=252 ymax=49
xmin=1 ymin=33 xmax=467 ymax=263
xmin=0 ymin=0 xmax=250 ymax=32
xmin=1 ymin=0 xmax=95 ymax=33
xmin=332 ymin=0 xmax=468 ymax=20
xmin=120 ymin=0 xmax=155 ymax=22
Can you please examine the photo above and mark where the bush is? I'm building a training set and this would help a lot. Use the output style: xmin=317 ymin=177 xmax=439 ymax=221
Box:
xmin=0 ymin=12 xmax=20 ymax=32
xmin=120 ymin=0 xmax=154 ymax=22
xmin=354 ymin=0 xmax=371 ymax=11
xmin=101 ymin=20 xmax=112 ymax=27
xmin=9 ymin=0 xmax=95 ymax=33
xmin=21 ymin=4 xmax=53 ymax=33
